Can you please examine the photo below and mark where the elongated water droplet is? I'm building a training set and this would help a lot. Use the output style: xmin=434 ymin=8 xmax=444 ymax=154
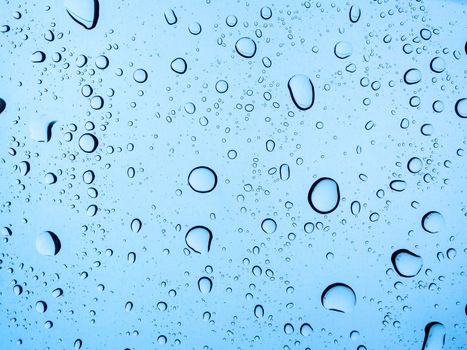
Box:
xmin=300 ymin=323 xmax=313 ymax=336
xmin=35 ymin=301 xmax=47 ymax=313
xmin=198 ymin=277 xmax=212 ymax=294
xmin=188 ymin=166 xmax=217 ymax=193
xmin=349 ymin=5 xmax=361 ymax=23
xmin=321 ymin=283 xmax=356 ymax=313
xmin=391 ymin=249 xmax=423 ymax=277
xmin=130 ymin=219 xmax=142 ymax=233
xmin=254 ymin=304 xmax=264 ymax=318
xmin=279 ymin=163 xmax=290 ymax=180
xmin=36 ymin=231 xmax=61 ymax=256
xmin=389 ymin=180 xmax=407 ymax=192
xmin=422 ymin=322 xmax=446 ymax=350
xmin=65 ymin=0 xmax=99 ymax=30
xmin=185 ymin=226 xmax=212 ymax=254
xmin=288 ymin=74 xmax=315 ymax=110
xmin=164 ymin=9 xmax=177 ymax=25
xmin=308 ymin=178 xmax=340 ymax=214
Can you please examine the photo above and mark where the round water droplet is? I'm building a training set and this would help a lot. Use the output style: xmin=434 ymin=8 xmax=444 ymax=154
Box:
xmin=391 ymin=249 xmax=423 ymax=277
xmin=198 ymin=277 xmax=212 ymax=294
xmin=130 ymin=219 xmax=142 ymax=233
xmin=133 ymin=69 xmax=148 ymax=83
xmin=422 ymin=211 xmax=445 ymax=233
xmin=404 ymin=68 xmax=422 ymax=84
xmin=90 ymin=95 xmax=103 ymax=110
xmin=321 ymin=283 xmax=356 ymax=313
xmin=185 ymin=226 xmax=212 ymax=254
xmin=260 ymin=7 xmax=272 ymax=20
xmin=188 ymin=166 xmax=217 ymax=193
xmin=300 ymin=323 xmax=313 ymax=336
xmin=308 ymin=178 xmax=340 ymax=214
xmin=288 ymin=74 xmax=315 ymax=110
xmin=171 ymin=58 xmax=187 ymax=74
xmin=408 ymin=157 xmax=423 ymax=173
xmin=226 ymin=15 xmax=238 ymax=27
xmin=36 ymin=301 xmax=47 ymax=313
xmin=422 ymin=322 xmax=446 ymax=350
xmin=188 ymin=22 xmax=202 ymax=35
xmin=95 ymin=55 xmax=109 ymax=69
xmin=79 ymin=133 xmax=98 ymax=153
xmin=334 ymin=41 xmax=352 ymax=59
xmin=44 ymin=172 xmax=57 ymax=184
xmin=36 ymin=231 xmax=61 ymax=256
xmin=455 ymin=98 xmax=467 ymax=118
xmin=215 ymin=80 xmax=229 ymax=93
xmin=261 ymin=218 xmax=277 ymax=234
xmin=235 ymin=37 xmax=257 ymax=58
xmin=430 ymin=57 xmax=446 ymax=73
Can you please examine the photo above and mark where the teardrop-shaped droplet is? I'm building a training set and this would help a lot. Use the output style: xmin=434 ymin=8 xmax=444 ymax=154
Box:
xmin=422 ymin=322 xmax=446 ymax=350
xmin=185 ymin=226 xmax=212 ymax=254
xmin=391 ymin=249 xmax=423 ymax=277
xmin=171 ymin=58 xmax=187 ymax=74
xmin=64 ymin=0 xmax=99 ymax=30
xmin=404 ymin=68 xmax=422 ymax=84
xmin=36 ymin=231 xmax=61 ymax=256
xmin=334 ymin=41 xmax=353 ymax=59
xmin=188 ymin=166 xmax=217 ymax=193
xmin=422 ymin=211 xmax=445 ymax=233
xmin=261 ymin=218 xmax=277 ymax=234
xmin=308 ymin=177 xmax=340 ymax=214
xmin=321 ymin=283 xmax=356 ymax=313
xmin=130 ymin=218 xmax=142 ymax=233
xmin=198 ymin=277 xmax=212 ymax=294
xmin=235 ymin=37 xmax=257 ymax=58
xmin=349 ymin=5 xmax=361 ymax=23
xmin=288 ymin=74 xmax=315 ymax=110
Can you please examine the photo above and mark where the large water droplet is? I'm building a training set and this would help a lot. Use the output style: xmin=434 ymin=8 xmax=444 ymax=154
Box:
xmin=133 ymin=69 xmax=148 ymax=83
xmin=171 ymin=58 xmax=187 ymax=74
xmin=79 ymin=133 xmax=98 ymax=153
xmin=198 ymin=277 xmax=213 ymax=294
xmin=334 ymin=41 xmax=353 ymax=59
xmin=408 ymin=157 xmax=423 ymax=173
xmin=31 ymin=51 xmax=46 ymax=63
xmin=349 ymin=5 xmax=361 ymax=23
xmin=308 ymin=178 xmax=340 ymax=214
xmin=235 ymin=37 xmax=257 ymax=58
xmin=404 ymin=68 xmax=422 ymax=84
xmin=391 ymin=249 xmax=423 ymax=277
xmin=36 ymin=231 xmax=61 ymax=256
xmin=321 ymin=283 xmax=356 ymax=313
xmin=422 ymin=211 xmax=445 ymax=233
xmin=422 ymin=322 xmax=446 ymax=350
xmin=288 ymin=74 xmax=315 ymax=110
xmin=261 ymin=218 xmax=277 ymax=234
xmin=185 ymin=226 xmax=212 ymax=254
xmin=64 ymin=0 xmax=99 ymax=30
xmin=430 ymin=57 xmax=446 ymax=73
xmin=188 ymin=166 xmax=217 ymax=193
xmin=455 ymin=98 xmax=467 ymax=118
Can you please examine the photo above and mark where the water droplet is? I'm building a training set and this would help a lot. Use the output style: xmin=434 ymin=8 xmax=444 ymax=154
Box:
xmin=188 ymin=166 xmax=217 ymax=193
xmin=391 ymin=249 xmax=423 ymax=277
xmin=215 ymin=80 xmax=229 ymax=93
xmin=79 ymin=133 xmax=98 ymax=153
xmin=422 ymin=211 xmax=445 ymax=233
xmin=288 ymin=74 xmax=315 ymax=110
xmin=422 ymin=322 xmax=446 ymax=350
xmin=351 ymin=201 xmax=361 ymax=216
xmin=171 ymin=58 xmax=187 ymax=74
xmin=260 ymin=7 xmax=272 ymax=20
xmin=44 ymin=172 xmax=57 ymax=185
xmin=31 ymin=51 xmax=46 ymax=63
xmin=455 ymin=98 xmax=467 ymax=118
xmin=334 ymin=41 xmax=353 ymax=59
xmin=52 ymin=288 xmax=63 ymax=297
xmin=133 ymin=69 xmax=147 ymax=83
xmin=0 ymin=98 xmax=5 ymax=114
xmin=188 ymin=22 xmax=202 ymax=35
xmin=198 ymin=277 xmax=212 ymax=294
xmin=235 ymin=37 xmax=257 ymax=58
xmin=284 ymin=323 xmax=294 ymax=334
xmin=164 ymin=9 xmax=177 ymax=25
xmin=321 ymin=283 xmax=356 ymax=313
xmin=254 ymin=304 xmax=264 ymax=318
xmin=430 ymin=57 xmax=446 ymax=73
xmin=82 ymin=170 xmax=95 ymax=184
xmin=300 ymin=323 xmax=313 ymax=336
xmin=308 ymin=178 xmax=340 ymax=214
xmin=226 ymin=15 xmax=238 ymax=27
xmin=279 ymin=163 xmax=290 ymax=180
xmin=74 ymin=339 xmax=82 ymax=349
xmin=261 ymin=218 xmax=277 ymax=234
xmin=130 ymin=219 xmax=142 ymax=233
xmin=349 ymin=5 xmax=361 ymax=23
xmin=389 ymin=180 xmax=407 ymax=192
xmin=36 ymin=231 xmax=61 ymax=256
xmin=408 ymin=157 xmax=423 ymax=173
xmin=65 ymin=0 xmax=99 ymax=29
xmin=404 ymin=68 xmax=422 ymax=85
xmin=90 ymin=95 xmax=103 ymax=110
xmin=185 ymin=226 xmax=212 ymax=254
xmin=29 ymin=119 xmax=56 ymax=142
xmin=95 ymin=55 xmax=108 ymax=69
